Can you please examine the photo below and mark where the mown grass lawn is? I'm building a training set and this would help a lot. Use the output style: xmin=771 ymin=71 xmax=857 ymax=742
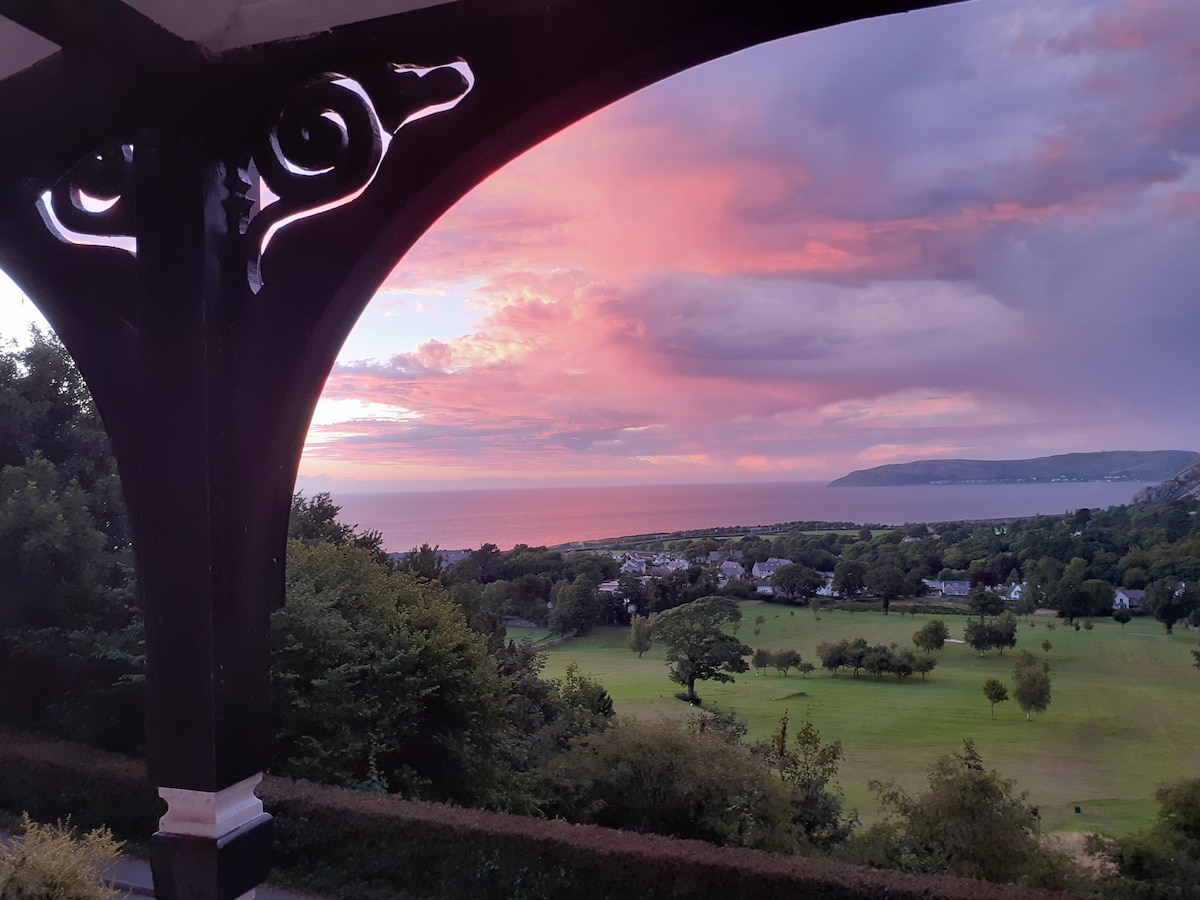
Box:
xmin=519 ymin=604 xmax=1200 ymax=836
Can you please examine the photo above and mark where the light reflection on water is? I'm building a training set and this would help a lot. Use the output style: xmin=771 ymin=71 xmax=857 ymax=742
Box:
xmin=332 ymin=480 xmax=1149 ymax=552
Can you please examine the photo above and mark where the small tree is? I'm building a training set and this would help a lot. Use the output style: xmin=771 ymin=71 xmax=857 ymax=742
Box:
xmin=773 ymin=649 xmax=803 ymax=676
xmin=869 ymin=741 xmax=1074 ymax=887
xmin=892 ymin=648 xmax=918 ymax=680
xmin=1013 ymin=653 xmax=1051 ymax=721
xmin=863 ymin=644 xmax=894 ymax=680
xmin=627 ymin=614 xmax=653 ymax=658
xmin=1041 ymin=639 xmax=1052 ymax=654
xmin=993 ymin=610 xmax=1019 ymax=653
xmin=752 ymin=647 xmax=773 ymax=675
xmin=983 ymin=678 xmax=1009 ymax=719
xmin=964 ymin=620 xmax=996 ymax=656
xmin=913 ymin=619 xmax=950 ymax=653
xmin=558 ymin=661 xmax=615 ymax=730
xmin=914 ymin=655 xmax=938 ymax=680
xmin=760 ymin=712 xmax=853 ymax=847
xmin=650 ymin=596 xmax=751 ymax=703
xmin=1113 ymin=608 xmax=1132 ymax=629
xmin=817 ymin=640 xmax=846 ymax=675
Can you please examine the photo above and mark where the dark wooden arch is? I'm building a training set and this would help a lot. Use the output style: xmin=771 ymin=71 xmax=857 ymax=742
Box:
xmin=0 ymin=1 xmax=965 ymax=896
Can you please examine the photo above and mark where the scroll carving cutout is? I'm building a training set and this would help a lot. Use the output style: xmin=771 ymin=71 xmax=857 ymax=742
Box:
xmin=31 ymin=62 xmax=473 ymax=287
xmin=38 ymin=145 xmax=136 ymax=254
xmin=246 ymin=61 xmax=474 ymax=291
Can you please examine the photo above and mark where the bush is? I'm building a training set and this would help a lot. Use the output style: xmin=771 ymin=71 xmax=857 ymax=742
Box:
xmin=0 ymin=814 xmax=123 ymax=900
xmin=538 ymin=719 xmax=801 ymax=853
xmin=1087 ymin=778 xmax=1200 ymax=897
xmin=864 ymin=741 xmax=1078 ymax=889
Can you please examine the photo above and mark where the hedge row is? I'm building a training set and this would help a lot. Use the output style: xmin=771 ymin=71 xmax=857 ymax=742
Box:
xmin=0 ymin=728 xmax=1065 ymax=900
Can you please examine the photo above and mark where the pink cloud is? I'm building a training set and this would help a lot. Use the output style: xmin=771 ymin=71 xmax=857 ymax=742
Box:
xmin=300 ymin=0 xmax=1200 ymax=487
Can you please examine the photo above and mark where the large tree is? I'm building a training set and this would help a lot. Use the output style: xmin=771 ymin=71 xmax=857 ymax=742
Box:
xmin=0 ymin=329 xmax=121 ymax=501
xmin=967 ymin=590 xmax=1006 ymax=619
xmin=274 ymin=541 xmax=511 ymax=800
xmin=289 ymin=490 xmax=386 ymax=561
xmin=650 ymin=596 xmax=750 ymax=703
xmin=0 ymin=333 xmax=140 ymax=751
xmin=548 ymin=576 xmax=600 ymax=636
xmin=1145 ymin=578 xmax=1199 ymax=635
xmin=770 ymin=563 xmax=824 ymax=602
xmin=832 ymin=560 xmax=868 ymax=599
xmin=865 ymin=565 xmax=909 ymax=614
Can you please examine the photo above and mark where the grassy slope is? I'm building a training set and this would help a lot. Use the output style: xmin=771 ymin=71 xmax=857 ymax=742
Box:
xmin=520 ymin=606 xmax=1200 ymax=836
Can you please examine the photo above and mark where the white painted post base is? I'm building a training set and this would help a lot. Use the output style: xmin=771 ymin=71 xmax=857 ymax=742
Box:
xmin=156 ymin=773 xmax=266 ymax=900
xmin=159 ymin=773 xmax=264 ymax=839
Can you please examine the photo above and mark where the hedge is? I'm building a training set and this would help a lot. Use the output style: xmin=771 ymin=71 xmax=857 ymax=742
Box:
xmin=0 ymin=727 xmax=1066 ymax=900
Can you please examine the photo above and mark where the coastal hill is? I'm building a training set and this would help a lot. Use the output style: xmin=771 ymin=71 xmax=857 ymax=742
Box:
xmin=1132 ymin=456 xmax=1200 ymax=503
xmin=829 ymin=450 xmax=1199 ymax=487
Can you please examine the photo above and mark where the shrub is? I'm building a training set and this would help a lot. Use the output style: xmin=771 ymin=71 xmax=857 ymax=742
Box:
xmin=1087 ymin=777 xmax=1200 ymax=896
xmin=865 ymin=741 xmax=1078 ymax=889
xmin=0 ymin=813 xmax=123 ymax=900
xmin=538 ymin=718 xmax=800 ymax=853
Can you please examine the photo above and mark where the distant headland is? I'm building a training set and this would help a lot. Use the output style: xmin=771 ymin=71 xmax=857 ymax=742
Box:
xmin=829 ymin=450 xmax=1199 ymax=488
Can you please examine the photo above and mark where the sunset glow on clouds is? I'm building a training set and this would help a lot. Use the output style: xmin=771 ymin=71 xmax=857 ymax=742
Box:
xmin=299 ymin=0 xmax=1200 ymax=489
xmin=1 ymin=2 xmax=1192 ymax=491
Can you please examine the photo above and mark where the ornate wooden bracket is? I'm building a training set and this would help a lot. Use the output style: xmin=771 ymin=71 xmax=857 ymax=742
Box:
xmin=36 ymin=60 xmax=474 ymax=294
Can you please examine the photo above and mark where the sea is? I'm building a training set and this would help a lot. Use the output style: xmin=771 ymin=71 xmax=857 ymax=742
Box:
xmin=332 ymin=481 xmax=1154 ymax=553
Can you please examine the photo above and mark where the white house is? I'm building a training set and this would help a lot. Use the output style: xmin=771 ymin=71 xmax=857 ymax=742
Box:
xmin=927 ymin=580 xmax=971 ymax=597
xmin=1113 ymin=588 xmax=1145 ymax=610
xmin=751 ymin=557 xmax=793 ymax=579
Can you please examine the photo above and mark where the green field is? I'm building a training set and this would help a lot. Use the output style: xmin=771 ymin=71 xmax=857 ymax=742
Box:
xmin=518 ymin=605 xmax=1200 ymax=837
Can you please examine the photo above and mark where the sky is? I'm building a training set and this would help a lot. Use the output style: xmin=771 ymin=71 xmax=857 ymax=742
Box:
xmin=4 ymin=0 xmax=1200 ymax=491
